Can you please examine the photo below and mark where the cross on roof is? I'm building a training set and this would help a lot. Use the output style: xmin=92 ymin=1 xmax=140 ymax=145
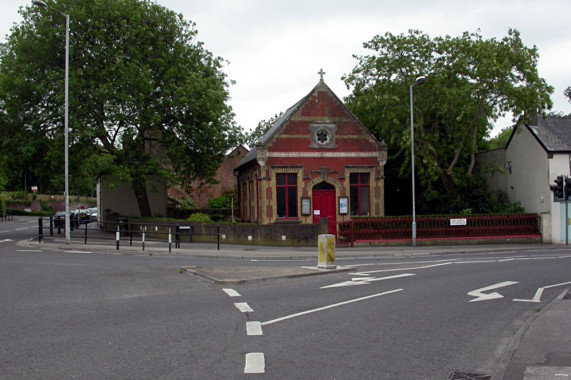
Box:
xmin=318 ymin=68 xmax=326 ymax=81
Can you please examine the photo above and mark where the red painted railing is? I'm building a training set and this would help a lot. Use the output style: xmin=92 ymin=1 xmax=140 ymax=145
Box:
xmin=338 ymin=214 xmax=541 ymax=246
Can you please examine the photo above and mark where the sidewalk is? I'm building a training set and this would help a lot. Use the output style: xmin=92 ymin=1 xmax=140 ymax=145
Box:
xmin=19 ymin=236 xmax=571 ymax=379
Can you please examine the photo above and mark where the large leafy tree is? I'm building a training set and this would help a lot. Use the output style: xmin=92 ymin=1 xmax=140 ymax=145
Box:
xmin=0 ymin=0 xmax=240 ymax=216
xmin=343 ymin=29 xmax=553 ymax=212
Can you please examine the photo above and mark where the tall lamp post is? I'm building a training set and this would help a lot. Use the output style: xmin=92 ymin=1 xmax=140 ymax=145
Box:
xmin=33 ymin=0 xmax=70 ymax=244
xmin=410 ymin=76 xmax=425 ymax=247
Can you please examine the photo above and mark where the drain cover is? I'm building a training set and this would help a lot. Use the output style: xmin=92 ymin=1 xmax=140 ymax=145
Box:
xmin=448 ymin=371 xmax=491 ymax=380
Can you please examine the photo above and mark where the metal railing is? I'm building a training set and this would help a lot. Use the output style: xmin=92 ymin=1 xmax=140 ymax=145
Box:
xmin=338 ymin=213 xmax=542 ymax=246
xmin=1 ymin=210 xmax=14 ymax=222
xmin=38 ymin=218 xmax=221 ymax=251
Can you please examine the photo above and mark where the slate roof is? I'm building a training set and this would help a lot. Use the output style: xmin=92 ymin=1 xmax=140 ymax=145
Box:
xmin=512 ymin=115 xmax=571 ymax=152
xmin=235 ymin=94 xmax=308 ymax=170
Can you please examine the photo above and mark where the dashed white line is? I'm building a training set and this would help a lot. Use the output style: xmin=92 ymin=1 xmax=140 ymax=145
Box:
xmin=244 ymin=353 xmax=265 ymax=374
xmin=222 ymin=288 xmax=241 ymax=297
xmin=234 ymin=302 xmax=254 ymax=313
xmin=246 ymin=321 xmax=263 ymax=336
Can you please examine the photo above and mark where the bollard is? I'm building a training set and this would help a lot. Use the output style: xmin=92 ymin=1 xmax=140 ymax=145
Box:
xmin=168 ymin=227 xmax=172 ymax=253
xmin=317 ymin=234 xmax=336 ymax=269
xmin=38 ymin=217 xmax=44 ymax=243
xmin=142 ymin=226 xmax=146 ymax=251
xmin=116 ymin=225 xmax=120 ymax=250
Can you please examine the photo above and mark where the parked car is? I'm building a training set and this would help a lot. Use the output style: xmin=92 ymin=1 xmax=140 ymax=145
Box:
xmin=77 ymin=210 xmax=91 ymax=224
xmin=53 ymin=211 xmax=79 ymax=229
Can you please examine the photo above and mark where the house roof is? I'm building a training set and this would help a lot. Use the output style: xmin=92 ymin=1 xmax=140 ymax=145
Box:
xmin=507 ymin=115 xmax=571 ymax=153
xmin=235 ymin=79 xmax=384 ymax=171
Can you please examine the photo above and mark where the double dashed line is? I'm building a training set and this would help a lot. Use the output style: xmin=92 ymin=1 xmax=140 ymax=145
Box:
xmin=222 ymin=288 xmax=265 ymax=374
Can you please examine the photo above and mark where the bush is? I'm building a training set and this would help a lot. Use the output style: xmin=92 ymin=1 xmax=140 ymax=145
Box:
xmin=208 ymin=191 xmax=237 ymax=209
xmin=187 ymin=213 xmax=211 ymax=223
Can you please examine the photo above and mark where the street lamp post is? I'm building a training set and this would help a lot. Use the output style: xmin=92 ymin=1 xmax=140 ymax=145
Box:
xmin=410 ymin=76 xmax=425 ymax=247
xmin=33 ymin=0 xmax=71 ymax=244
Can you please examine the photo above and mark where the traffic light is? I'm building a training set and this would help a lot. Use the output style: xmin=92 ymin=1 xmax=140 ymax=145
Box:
xmin=551 ymin=175 xmax=565 ymax=200
xmin=565 ymin=177 xmax=571 ymax=199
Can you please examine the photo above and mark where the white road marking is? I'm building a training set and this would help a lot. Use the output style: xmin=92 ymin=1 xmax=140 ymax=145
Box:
xmin=0 ymin=239 xmax=14 ymax=243
xmin=513 ymin=281 xmax=571 ymax=303
xmin=468 ymin=281 xmax=519 ymax=302
xmin=64 ymin=250 xmax=92 ymax=254
xmin=246 ymin=321 xmax=263 ymax=336
xmin=352 ymin=262 xmax=452 ymax=275
xmin=16 ymin=227 xmax=29 ymax=231
xmin=17 ymin=249 xmax=43 ymax=252
xmin=222 ymin=288 xmax=241 ymax=297
xmin=234 ymin=302 xmax=254 ymax=313
xmin=321 ymin=273 xmax=415 ymax=289
xmin=262 ymin=289 xmax=402 ymax=326
xmin=244 ymin=353 xmax=265 ymax=374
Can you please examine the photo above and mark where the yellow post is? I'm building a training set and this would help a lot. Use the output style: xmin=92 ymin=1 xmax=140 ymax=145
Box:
xmin=318 ymin=234 xmax=336 ymax=269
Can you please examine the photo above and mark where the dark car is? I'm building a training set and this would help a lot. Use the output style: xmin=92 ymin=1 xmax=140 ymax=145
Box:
xmin=53 ymin=211 xmax=79 ymax=229
xmin=77 ymin=210 xmax=91 ymax=224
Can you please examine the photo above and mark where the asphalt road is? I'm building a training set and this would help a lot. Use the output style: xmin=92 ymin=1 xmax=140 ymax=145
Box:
xmin=1 ymin=217 xmax=571 ymax=379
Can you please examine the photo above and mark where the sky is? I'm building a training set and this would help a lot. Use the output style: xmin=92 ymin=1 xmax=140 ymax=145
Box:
xmin=2 ymin=0 xmax=571 ymax=137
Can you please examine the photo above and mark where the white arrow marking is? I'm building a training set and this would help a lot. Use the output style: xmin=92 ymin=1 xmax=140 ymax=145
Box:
xmin=352 ymin=262 xmax=452 ymax=275
xmin=0 ymin=239 xmax=13 ymax=243
xmin=513 ymin=281 xmax=571 ymax=303
xmin=321 ymin=273 xmax=415 ymax=289
xmin=468 ymin=281 xmax=519 ymax=302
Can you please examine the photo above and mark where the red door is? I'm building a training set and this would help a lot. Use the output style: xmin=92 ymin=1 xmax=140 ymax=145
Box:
xmin=312 ymin=183 xmax=337 ymax=235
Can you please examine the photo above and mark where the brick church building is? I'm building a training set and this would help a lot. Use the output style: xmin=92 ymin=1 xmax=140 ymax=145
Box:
xmin=234 ymin=72 xmax=388 ymax=234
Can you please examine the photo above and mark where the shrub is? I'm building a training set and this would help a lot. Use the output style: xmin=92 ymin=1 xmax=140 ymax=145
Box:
xmin=187 ymin=213 xmax=211 ymax=223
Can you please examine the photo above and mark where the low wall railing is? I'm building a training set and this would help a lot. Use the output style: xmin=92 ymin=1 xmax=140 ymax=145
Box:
xmin=38 ymin=218 xmax=221 ymax=251
xmin=338 ymin=213 xmax=542 ymax=246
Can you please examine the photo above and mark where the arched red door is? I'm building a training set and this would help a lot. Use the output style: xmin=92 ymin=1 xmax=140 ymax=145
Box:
xmin=312 ymin=182 xmax=337 ymax=235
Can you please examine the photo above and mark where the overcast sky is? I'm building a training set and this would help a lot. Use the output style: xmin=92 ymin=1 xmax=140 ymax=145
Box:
xmin=2 ymin=0 xmax=570 ymax=137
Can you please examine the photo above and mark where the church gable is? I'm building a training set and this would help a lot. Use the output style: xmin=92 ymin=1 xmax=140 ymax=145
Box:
xmin=235 ymin=72 xmax=387 ymax=232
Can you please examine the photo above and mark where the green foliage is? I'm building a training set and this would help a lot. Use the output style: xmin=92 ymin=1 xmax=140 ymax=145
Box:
xmin=176 ymin=196 xmax=196 ymax=211
xmin=343 ymin=29 xmax=553 ymax=209
xmin=485 ymin=127 xmax=513 ymax=150
xmin=242 ymin=113 xmax=283 ymax=148
xmin=417 ymin=173 xmax=524 ymax=214
xmin=208 ymin=191 xmax=237 ymax=209
xmin=187 ymin=212 xmax=211 ymax=223
xmin=0 ymin=0 xmax=241 ymax=213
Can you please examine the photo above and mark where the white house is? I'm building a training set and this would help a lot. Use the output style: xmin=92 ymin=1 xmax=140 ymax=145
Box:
xmin=477 ymin=115 xmax=571 ymax=244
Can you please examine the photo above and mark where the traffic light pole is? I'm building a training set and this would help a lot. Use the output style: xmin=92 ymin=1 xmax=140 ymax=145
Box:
xmin=566 ymin=176 xmax=568 ymax=246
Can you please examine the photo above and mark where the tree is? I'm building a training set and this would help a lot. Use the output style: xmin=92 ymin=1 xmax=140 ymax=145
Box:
xmin=242 ymin=113 xmax=283 ymax=148
xmin=485 ymin=127 xmax=513 ymax=150
xmin=0 ymin=0 xmax=240 ymax=216
xmin=343 ymin=29 xmax=553 ymax=211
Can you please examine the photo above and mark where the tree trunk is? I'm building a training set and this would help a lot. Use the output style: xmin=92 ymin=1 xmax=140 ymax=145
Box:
xmin=131 ymin=178 xmax=153 ymax=217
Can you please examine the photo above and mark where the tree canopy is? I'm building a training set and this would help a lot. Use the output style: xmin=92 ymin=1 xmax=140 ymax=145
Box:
xmin=343 ymin=29 xmax=553 ymax=212
xmin=0 ymin=0 xmax=240 ymax=216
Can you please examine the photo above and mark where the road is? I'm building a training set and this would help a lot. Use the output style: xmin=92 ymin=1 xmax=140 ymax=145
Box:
xmin=1 ymin=217 xmax=570 ymax=379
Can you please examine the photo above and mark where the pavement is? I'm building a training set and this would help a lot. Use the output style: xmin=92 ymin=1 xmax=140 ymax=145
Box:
xmin=17 ymin=234 xmax=571 ymax=380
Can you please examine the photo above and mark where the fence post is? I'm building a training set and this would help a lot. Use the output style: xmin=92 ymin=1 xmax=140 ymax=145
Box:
xmin=116 ymin=225 xmax=120 ymax=250
xmin=38 ymin=217 xmax=43 ymax=243
xmin=129 ymin=222 xmax=133 ymax=246
xmin=350 ymin=219 xmax=354 ymax=248
xmin=175 ymin=225 xmax=180 ymax=249
xmin=49 ymin=216 xmax=54 ymax=236
xmin=217 ymin=225 xmax=220 ymax=251
xmin=84 ymin=222 xmax=88 ymax=244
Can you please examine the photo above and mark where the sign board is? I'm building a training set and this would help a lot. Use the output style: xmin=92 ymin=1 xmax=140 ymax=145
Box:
xmin=450 ymin=218 xmax=467 ymax=226
xmin=31 ymin=186 xmax=38 ymax=193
